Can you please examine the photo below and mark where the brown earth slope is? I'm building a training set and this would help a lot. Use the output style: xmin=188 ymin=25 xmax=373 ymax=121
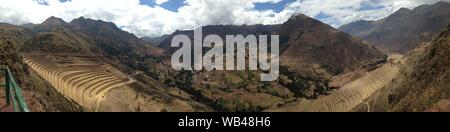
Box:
xmin=355 ymin=24 xmax=450 ymax=112
xmin=280 ymin=14 xmax=386 ymax=80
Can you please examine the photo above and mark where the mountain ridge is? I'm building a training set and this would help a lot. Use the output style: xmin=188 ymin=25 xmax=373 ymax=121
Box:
xmin=339 ymin=1 xmax=450 ymax=53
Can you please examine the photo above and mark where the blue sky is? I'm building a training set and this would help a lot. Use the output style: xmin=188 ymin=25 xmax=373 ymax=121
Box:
xmin=139 ymin=0 xmax=186 ymax=11
xmin=254 ymin=0 xmax=297 ymax=13
xmin=139 ymin=0 xmax=297 ymax=12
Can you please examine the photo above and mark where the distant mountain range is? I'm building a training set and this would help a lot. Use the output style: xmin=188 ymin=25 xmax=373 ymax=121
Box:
xmin=339 ymin=1 xmax=450 ymax=53
xmin=157 ymin=24 xmax=281 ymax=50
xmin=141 ymin=35 xmax=169 ymax=46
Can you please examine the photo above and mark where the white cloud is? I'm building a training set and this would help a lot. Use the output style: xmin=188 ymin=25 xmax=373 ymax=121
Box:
xmin=155 ymin=0 xmax=169 ymax=5
xmin=0 ymin=0 xmax=448 ymax=37
xmin=285 ymin=0 xmax=450 ymax=27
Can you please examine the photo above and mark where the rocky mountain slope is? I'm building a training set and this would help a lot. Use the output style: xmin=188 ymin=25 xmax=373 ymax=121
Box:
xmin=354 ymin=24 xmax=450 ymax=112
xmin=0 ymin=23 xmax=82 ymax=112
xmin=339 ymin=1 xmax=450 ymax=53
xmin=69 ymin=17 xmax=164 ymax=57
xmin=279 ymin=14 xmax=386 ymax=80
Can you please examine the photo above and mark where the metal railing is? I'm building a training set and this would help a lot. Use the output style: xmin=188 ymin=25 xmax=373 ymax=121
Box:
xmin=1 ymin=67 xmax=30 ymax=112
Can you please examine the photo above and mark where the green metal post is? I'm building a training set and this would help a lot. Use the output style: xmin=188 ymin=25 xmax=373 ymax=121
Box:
xmin=0 ymin=67 xmax=30 ymax=112
xmin=11 ymin=75 xmax=30 ymax=112
xmin=7 ymin=67 xmax=30 ymax=112
xmin=5 ymin=69 xmax=11 ymax=105
xmin=11 ymin=81 xmax=19 ymax=112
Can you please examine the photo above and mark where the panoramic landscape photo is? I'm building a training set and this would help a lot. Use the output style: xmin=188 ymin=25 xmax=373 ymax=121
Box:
xmin=0 ymin=0 xmax=449 ymax=112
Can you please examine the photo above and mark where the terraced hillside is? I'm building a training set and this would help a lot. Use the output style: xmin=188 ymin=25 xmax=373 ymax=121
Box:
xmin=23 ymin=54 xmax=133 ymax=111
xmin=22 ymin=54 xmax=211 ymax=112
xmin=267 ymin=56 xmax=401 ymax=112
